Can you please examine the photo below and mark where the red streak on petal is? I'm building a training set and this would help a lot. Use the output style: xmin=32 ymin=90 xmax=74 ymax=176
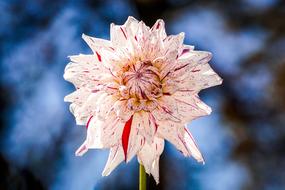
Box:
xmin=86 ymin=116 xmax=93 ymax=129
xmin=156 ymin=22 xmax=160 ymax=29
xmin=95 ymin=51 xmax=102 ymax=62
xmin=134 ymin=35 xmax=137 ymax=41
xmin=184 ymin=128 xmax=200 ymax=150
xmin=120 ymin=27 xmax=127 ymax=39
xmin=191 ymin=69 xmax=201 ymax=72
xmin=149 ymin=113 xmax=158 ymax=132
xmin=181 ymin=48 xmax=190 ymax=55
xmin=122 ymin=115 xmax=133 ymax=161
xmin=92 ymin=89 xmax=99 ymax=93
xmin=76 ymin=144 xmax=87 ymax=155
xmin=174 ymin=63 xmax=189 ymax=72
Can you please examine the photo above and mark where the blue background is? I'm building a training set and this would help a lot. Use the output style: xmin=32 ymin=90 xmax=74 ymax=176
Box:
xmin=1 ymin=0 xmax=285 ymax=189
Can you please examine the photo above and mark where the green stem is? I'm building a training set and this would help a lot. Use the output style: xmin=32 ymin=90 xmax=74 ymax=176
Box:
xmin=139 ymin=164 xmax=146 ymax=190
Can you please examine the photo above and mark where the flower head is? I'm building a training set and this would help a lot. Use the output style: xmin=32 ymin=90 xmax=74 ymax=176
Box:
xmin=64 ymin=16 xmax=222 ymax=183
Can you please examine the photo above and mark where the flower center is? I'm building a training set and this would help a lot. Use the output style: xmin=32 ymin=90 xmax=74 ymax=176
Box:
xmin=119 ymin=60 xmax=162 ymax=111
xmin=122 ymin=61 xmax=162 ymax=100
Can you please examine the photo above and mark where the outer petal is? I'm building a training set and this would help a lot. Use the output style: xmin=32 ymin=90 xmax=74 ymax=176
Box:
xmin=152 ymin=96 xmax=181 ymax=122
xmin=162 ymin=51 xmax=211 ymax=83
xmin=76 ymin=114 xmax=126 ymax=154
xmin=162 ymin=32 xmax=185 ymax=57
xmin=118 ymin=115 xmax=146 ymax=163
xmin=64 ymin=88 xmax=91 ymax=104
xmin=168 ymin=50 xmax=222 ymax=92
xmin=82 ymin=34 xmax=128 ymax=71
xmin=155 ymin=120 xmax=204 ymax=163
xmin=82 ymin=34 xmax=112 ymax=53
xmin=138 ymin=137 xmax=164 ymax=184
xmin=64 ymin=55 xmax=112 ymax=89
xmin=182 ymin=127 xmax=204 ymax=163
xmin=133 ymin=111 xmax=156 ymax=144
xmin=64 ymin=88 xmax=92 ymax=125
xmin=187 ymin=62 xmax=222 ymax=91
xmin=73 ymin=91 xmax=104 ymax=125
xmin=173 ymin=92 xmax=212 ymax=122
xmin=112 ymin=100 xmax=134 ymax=122
xmin=146 ymin=19 xmax=167 ymax=60
xmin=110 ymin=16 xmax=139 ymax=48
xmin=124 ymin=113 xmax=145 ymax=162
xmin=95 ymin=94 xmax=118 ymax=120
xmin=102 ymin=145 xmax=125 ymax=176
xmin=124 ymin=16 xmax=140 ymax=39
xmin=150 ymin=19 xmax=167 ymax=40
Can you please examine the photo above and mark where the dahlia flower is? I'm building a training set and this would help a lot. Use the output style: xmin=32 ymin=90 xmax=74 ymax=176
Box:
xmin=64 ymin=16 xmax=222 ymax=183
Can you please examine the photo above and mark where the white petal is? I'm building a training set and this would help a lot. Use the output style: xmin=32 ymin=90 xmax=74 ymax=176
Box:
xmin=82 ymin=34 xmax=112 ymax=52
xmin=64 ymin=88 xmax=91 ymax=105
xmin=132 ymin=111 xmax=156 ymax=144
xmin=124 ymin=16 xmax=140 ymax=38
xmin=152 ymin=96 xmax=181 ymax=122
xmin=69 ymin=54 xmax=100 ymax=65
xmin=102 ymin=145 xmax=125 ymax=176
xmin=125 ymin=114 xmax=145 ymax=162
xmin=150 ymin=19 xmax=167 ymax=40
xmin=181 ymin=127 xmax=204 ymax=163
xmin=110 ymin=23 xmax=128 ymax=47
xmin=63 ymin=60 xmax=109 ymax=89
xmin=81 ymin=34 xmax=127 ymax=71
xmin=173 ymin=92 xmax=212 ymax=122
xmin=75 ymin=141 xmax=88 ymax=156
xmin=73 ymin=91 xmax=105 ymax=125
xmin=161 ymin=32 xmax=184 ymax=57
xmin=156 ymin=121 xmax=204 ymax=163
xmin=151 ymin=157 xmax=160 ymax=184
xmin=64 ymin=88 xmax=92 ymax=125
xmin=95 ymin=94 xmax=118 ymax=120
xmin=156 ymin=121 xmax=189 ymax=156
xmin=134 ymin=21 xmax=151 ymax=59
xmin=83 ymin=114 xmax=125 ymax=149
xmin=187 ymin=62 xmax=223 ymax=91
xmin=162 ymin=51 xmax=212 ymax=83
xmin=111 ymin=100 xmax=134 ymax=122
xmin=137 ymin=137 xmax=164 ymax=176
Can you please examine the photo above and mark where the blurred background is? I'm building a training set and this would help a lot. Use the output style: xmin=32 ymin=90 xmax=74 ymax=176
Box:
xmin=0 ymin=0 xmax=285 ymax=189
